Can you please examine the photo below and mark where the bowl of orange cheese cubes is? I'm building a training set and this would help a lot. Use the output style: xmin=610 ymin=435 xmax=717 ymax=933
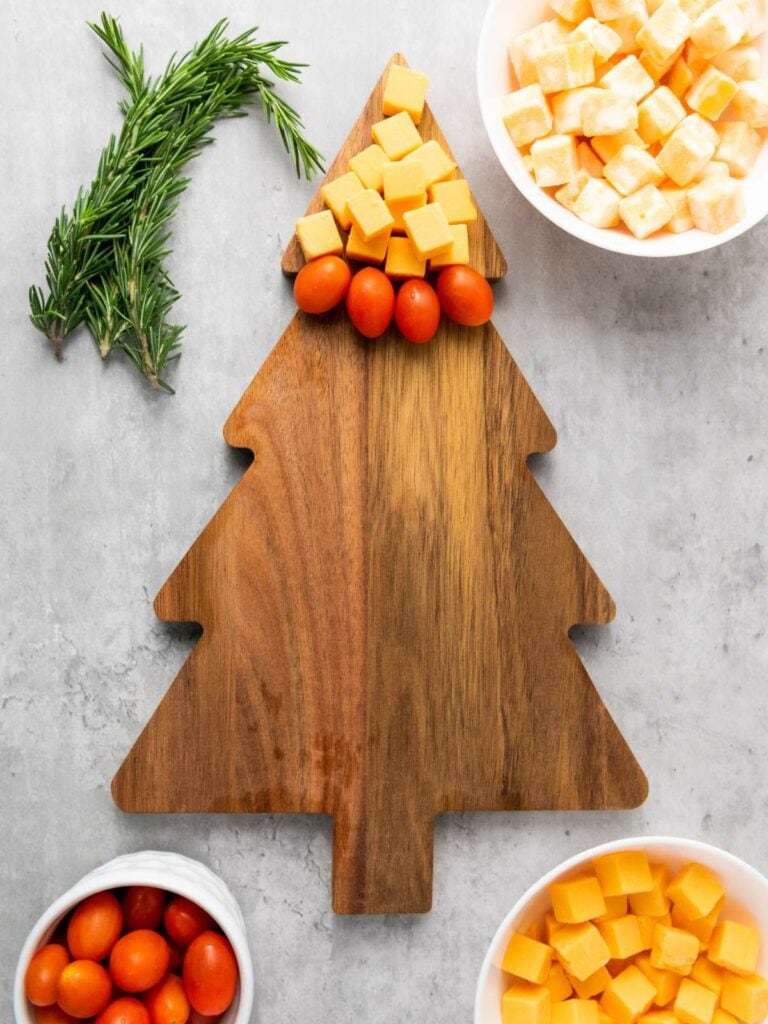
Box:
xmin=477 ymin=0 xmax=768 ymax=255
xmin=475 ymin=838 xmax=768 ymax=1024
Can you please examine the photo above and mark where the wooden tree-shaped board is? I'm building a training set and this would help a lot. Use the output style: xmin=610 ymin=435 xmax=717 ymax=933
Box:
xmin=113 ymin=55 xmax=647 ymax=914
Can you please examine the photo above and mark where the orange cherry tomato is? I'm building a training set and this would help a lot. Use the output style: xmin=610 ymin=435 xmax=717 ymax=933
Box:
xmin=435 ymin=266 xmax=494 ymax=327
xmin=182 ymin=932 xmax=238 ymax=1017
xmin=67 ymin=891 xmax=124 ymax=961
xmin=34 ymin=1005 xmax=78 ymax=1024
xmin=145 ymin=973 xmax=190 ymax=1024
xmin=109 ymin=930 xmax=170 ymax=993
xmin=95 ymin=997 xmax=151 ymax=1024
xmin=345 ymin=267 xmax=395 ymax=338
xmin=294 ymin=256 xmax=351 ymax=314
xmin=163 ymin=898 xmax=214 ymax=950
xmin=57 ymin=960 xmax=113 ymax=1019
xmin=122 ymin=887 xmax=166 ymax=932
xmin=394 ymin=278 xmax=441 ymax=343
xmin=25 ymin=944 xmax=70 ymax=1006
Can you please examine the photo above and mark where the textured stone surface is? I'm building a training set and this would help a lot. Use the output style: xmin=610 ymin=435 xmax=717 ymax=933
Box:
xmin=2 ymin=1 xmax=768 ymax=1020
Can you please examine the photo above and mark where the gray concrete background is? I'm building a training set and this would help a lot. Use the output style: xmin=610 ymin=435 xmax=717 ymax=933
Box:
xmin=2 ymin=1 xmax=768 ymax=1020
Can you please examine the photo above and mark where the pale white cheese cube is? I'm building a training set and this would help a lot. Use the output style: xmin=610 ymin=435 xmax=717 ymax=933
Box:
xmin=582 ymin=90 xmax=640 ymax=135
xmin=619 ymin=183 xmax=674 ymax=236
xmin=574 ymin=178 xmax=623 ymax=226
xmin=501 ymin=85 xmax=554 ymax=147
xmin=604 ymin=144 xmax=666 ymax=194
xmin=600 ymin=55 xmax=656 ymax=100
xmin=569 ymin=19 xmax=624 ymax=64
xmin=638 ymin=86 xmax=687 ymax=144
xmin=531 ymin=134 xmax=580 ymax=186
xmin=691 ymin=0 xmax=746 ymax=58
xmin=660 ymin=185 xmax=694 ymax=231
xmin=715 ymin=120 xmax=763 ymax=176
xmin=552 ymin=87 xmax=604 ymax=134
xmin=636 ymin=1 xmax=693 ymax=65
xmin=687 ymin=176 xmax=745 ymax=231
xmin=731 ymin=79 xmax=768 ymax=128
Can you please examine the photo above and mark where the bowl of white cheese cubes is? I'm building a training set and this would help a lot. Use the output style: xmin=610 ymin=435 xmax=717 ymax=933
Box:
xmin=477 ymin=0 xmax=768 ymax=255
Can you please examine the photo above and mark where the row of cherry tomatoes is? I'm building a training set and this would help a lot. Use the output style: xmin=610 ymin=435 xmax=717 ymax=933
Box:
xmin=24 ymin=887 xmax=237 ymax=1024
xmin=293 ymin=257 xmax=494 ymax=343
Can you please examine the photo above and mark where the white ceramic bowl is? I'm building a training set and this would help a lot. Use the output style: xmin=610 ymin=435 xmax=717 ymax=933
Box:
xmin=475 ymin=835 xmax=768 ymax=1024
xmin=13 ymin=850 xmax=254 ymax=1024
xmin=477 ymin=0 xmax=768 ymax=257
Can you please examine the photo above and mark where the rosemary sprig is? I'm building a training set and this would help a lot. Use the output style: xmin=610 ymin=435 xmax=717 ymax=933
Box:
xmin=29 ymin=14 xmax=323 ymax=391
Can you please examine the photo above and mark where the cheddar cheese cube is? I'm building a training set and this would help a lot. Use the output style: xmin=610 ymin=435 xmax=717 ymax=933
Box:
xmin=712 ymin=1010 xmax=739 ymax=1024
xmin=691 ymin=1 xmax=746 ymax=58
xmin=402 ymin=202 xmax=453 ymax=259
xmin=569 ymin=19 xmax=623 ymax=64
xmin=428 ymin=179 xmax=478 ymax=223
xmin=502 ymin=983 xmax=552 ymax=1024
xmin=550 ymin=877 xmax=608 ymax=924
xmin=657 ymin=118 xmax=716 ymax=185
xmin=503 ymin=933 xmax=555 ymax=984
xmin=600 ymin=56 xmax=656 ymax=101
xmin=592 ymin=129 xmax=647 ymax=162
xmin=382 ymin=64 xmax=429 ymax=125
xmin=686 ymin=67 xmax=738 ymax=119
xmin=551 ymin=923 xmax=613 ymax=981
xmin=668 ymin=56 xmax=695 ymax=99
xmin=593 ymin=0 xmax=642 ymax=18
xmin=674 ymin=979 xmax=718 ymax=1024
xmin=570 ymin=966 xmax=613 ymax=999
xmin=576 ymin=143 xmax=606 ymax=180
xmin=638 ymin=913 xmax=672 ymax=951
xmin=384 ymin=235 xmax=425 ymax=278
xmin=596 ymin=896 xmax=631 ymax=923
xmin=690 ymin=956 xmax=725 ymax=994
xmin=348 ymin=189 xmax=395 ymax=241
xmin=552 ymin=1000 xmax=601 ymax=1024
xmin=667 ymin=865 xmax=725 ymax=921
xmin=651 ymin=924 xmax=700 ymax=975
xmin=671 ymin=899 xmax=723 ymax=948
xmin=371 ymin=111 xmax=422 ymax=160
xmin=685 ymin=40 xmax=710 ymax=75
xmin=429 ymin=224 xmax=469 ymax=269
xmin=382 ymin=161 xmax=426 ymax=205
xmin=510 ymin=22 xmax=568 ymax=87
xmin=604 ymin=145 xmax=664 ymax=195
xmin=595 ymin=853 xmax=655 ymax=899
xmin=321 ymin=171 xmax=365 ymax=230
xmin=502 ymin=85 xmax=554 ymax=147
xmin=536 ymin=42 xmax=597 ymax=94
xmin=402 ymin=140 xmax=456 ymax=186
xmin=731 ymin=80 xmax=768 ymax=128
xmin=638 ymin=88 xmax=686 ymax=145
xmin=607 ymin=5 xmax=651 ymax=54
xmin=712 ymin=44 xmax=761 ymax=81
xmin=531 ymin=134 xmax=580 ymax=186
xmin=619 ymin=184 xmax=673 ymax=237
xmin=582 ymin=91 xmax=639 ymax=136
xmin=636 ymin=2 xmax=693 ymax=65
xmin=716 ymin=121 xmax=762 ymax=177
xmin=547 ymin=911 xmax=566 ymax=942
xmin=639 ymin=1013 xmax=679 ymax=1024
xmin=553 ymin=87 xmax=604 ymax=134
xmin=598 ymin=916 xmax=648 ymax=960
xmin=631 ymin=865 xmax=672 ymax=919
xmin=721 ymin=973 xmax=768 ymax=1024
xmin=708 ymin=922 xmax=761 ymax=976
xmin=601 ymin=965 xmax=657 ymax=1024
xmin=635 ymin=951 xmax=683 ymax=1005
xmin=345 ymin=224 xmax=391 ymax=264
xmin=545 ymin=962 xmax=574 ymax=1003
xmin=349 ymin=144 xmax=389 ymax=193
xmin=295 ymin=210 xmax=344 ymax=261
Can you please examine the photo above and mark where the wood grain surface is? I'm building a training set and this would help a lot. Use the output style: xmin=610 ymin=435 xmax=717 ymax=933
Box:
xmin=112 ymin=56 xmax=647 ymax=915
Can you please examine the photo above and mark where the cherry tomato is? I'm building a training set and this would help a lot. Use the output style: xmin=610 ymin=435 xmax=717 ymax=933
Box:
xmin=145 ymin=973 xmax=190 ymax=1024
xmin=109 ymin=930 xmax=170 ymax=993
xmin=163 ymin=898 xmax=213 ymax=950
xmin=122 ymin=887 xmax=166 ymax=932
xmin=294 ymin=256 xmax=351 ymax=314
xmin=435 ymin=266 xmax=493 ymax=327
xmin=25 ymin=944 xmax=70 ymax=1006
xmin=57 ymin=960 xmax=113 ymax=1019
xmin=34 ymin=1005 xmax=78 ymax=1024
xmin=95 ymin=997 xmax=151 ymax=1024
xmin=345 ymin=268 xmax=395 ymax=338
xmin=394 ymin=278 xmax=441 ymax=343
xmin=67 ymin=891 xmax=124 ymax=961
xmin=182 ymin=932 xmax=238 ymax=1017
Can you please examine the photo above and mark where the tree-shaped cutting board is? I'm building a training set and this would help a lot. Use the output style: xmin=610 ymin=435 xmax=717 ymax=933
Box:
xmin=113 ymin=55 xmax=647 ymax=914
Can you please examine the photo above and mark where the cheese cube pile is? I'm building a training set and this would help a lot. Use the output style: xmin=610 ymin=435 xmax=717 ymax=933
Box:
xmin=500 ymin=852 xmax=768 ymax=1024
xmin=295 ymin=64 xmax=478 ymax=276
xmin=500 ymin=0 xmax=768 ymax=238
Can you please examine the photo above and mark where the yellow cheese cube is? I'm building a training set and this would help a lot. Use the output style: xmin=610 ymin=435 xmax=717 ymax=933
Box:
xmin=635 ymin=951 xmax=683 ymax=1005
xmin=708 ymin=922 xmax=761 ymax=976
xmin=384 ymin=235 xmax=425 ymax=278
xmin=686 ymin=66 xmax=739 ymax=119
xmin=429 ymin=224 xmax=469 ymax=269
xmin=636 ymin=2 xmax=693 ymax=65
xmin=651 ymin=924 xmax=700 ymax=975
xmin=551 ymin=923 xmax=612 ymax=982
xmin=600 ymin=1012 xmax=616 ymax=1024
xmin=503 ymin=933 xmax=555 ymax=984
xmin=321 ymin=171 xmax=365 ymax=230
xmin=716 ymin=121 xmax=762 ymax=177
xmin=595 ymin=853 xmax=655 ymax=899
xmin=661 ymin=185 xmax=693 ymax=232
xmin=531 ymin=134 xmax=580 ymax=186
xmin=592 ymin=129 xmax=647 ymax=162
xmin=690 ymin=956 xmax=725 ymax=994
xmin=721 ymin=974 xmax=768 ymax=1024
xmin=631 ymin=866 xmax=672 ymax=919
xmin=674 ymin=979 xmax=718 ymax=1024
xmin=402 ymin=140 xmax=456 ymax=186
xmin=502 ymin=85 xmax=554 ymax=147
xmin=637 ymin=914 xmax=672 ymax=951
xmin=697 ymin=158 xmax=730 ymax=175
xmin=382 ymin=161 xmax=426 ymax=205
xmin=593 ymin=0 xmax=641 ymax=17
xmin=712 ymin=44 xmax=761 ymax=81
xmin=640 ymin=45 xmax=685 ymax=81
xmin=598 ymin=915 xmax=648 ymax=960
xmin=619 ymin=183 xmax=673 ymax=237
xmin=551 ymin=0 xmax=593 ymax=20
xmin=523 ymin=154 xmax=535 ymax=175
xmin=553 ymin=87 xmax=604 ymax=134
xmin=601 ymin=56 xmax=656 ymax=100
xmin=502 ymin=983 xmax=552 ymax=1024
xmin=582 ymin=91 xmax=639 ymax=136
xmin=668 ymin=56 xmax=695 ymax=99
xmin=552 ymin=1000 xmax=600 ymax=1024
xmin=607 ymin=5 xmax=651 ymax=54
xmin=574 ymin=178 xmax=622 ymax=226
xmin=402 ymin=202 xmax=453 ymax=259
xmin=672 ymin=899 xmax=723 ymax=949
xmin=569 ymin=19 xmax=623 ymax=64
xmin=382 ymin=64 xmax=429 ymax=125
xmin=667 ymin=865 xmax=725 ymax=921
xmin=349 ymin=144 xmax=389 ymax=192
xmin=691 ymin=0 xmax=746 ymax=57
xmin=657 ymin=118 xmax=716 ymax=185
xmin=604 ymin=145 xmax=664 ymax=195
xmin=638 ymin=87 xmax=686 ymax=144
xmin=712 ymin=1010 xmax=739 ymax=1024
xmin=536 ymin=42 xmax=597 ymax=94
xmin=731 ymin=80 xmax=768 ymax=128
xmin=347 ymin=188 xmax=395 ymax=242
xmin=345 ymin=224 xmax=391 ymax=264
xmin=509 ymin=22 xmax=567 ymax=87
xmin=545 ymin=962 xmax=574 ymax=1002
xmin=428 ymin=179 xmax=478 ymax=223
xmin=685 ymin=41 xmax=710 ymax=75
xmin=550 ymin=876 xmax=608 ymax=924
xmin=570 ymin=966 xmax=613 ymax=999
xmin=601 ymin=966 xmax=657 ymax=1024
xmin=295 ymin=210 xmax=344 ymax=261
xmin=639 ymin=1013 xmax=679 ymax=1024
xmin=595 ymin=896 xmax=631 ymax=923
xmin=371 ymin=111 xmax=422 ymax=160
xmin=526 ymin=920 xmax=547 ymax=943
xmin=388 ymin=194 xmax=427 ymax=233
xmin=547 ymin=912 xmax=566 ymax=942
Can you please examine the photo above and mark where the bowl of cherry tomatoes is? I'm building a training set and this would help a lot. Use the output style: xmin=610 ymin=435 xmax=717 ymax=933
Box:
xmin=14 ymin=850 xmax=254 ymax=1024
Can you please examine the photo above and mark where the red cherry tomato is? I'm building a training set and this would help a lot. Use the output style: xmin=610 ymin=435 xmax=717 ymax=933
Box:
xmin=34 ymin=1005 xmax=78 ymax=1024
xmin=145 ymin=973 xmax=190 ymax=1024
xmin=294 ymin=256 xmax=351 ymax=314
xmin=182 ymin=932 xmax=238 ymax=1017
xmin=394 ymin=278 xmax=441 ymax=343
xmin=163 ymin=898 xmax=214 ymax=950
xmin=67 ymin=891 xmax=124 ymax=961
xmin=109 ymin=930 xmax=170 ymax=993
xmin=122 ymin=887 xmax=166 ymax=932
xmin=95 ymin=997 xmax=151 ymax=1024
xmin=56 ymin=960 xmax=113 ymax=1019
xmin=435 ymin=266 xmax=493 ymax=327
xmin=345 ymin=268 xmax=395 ymax=338
xmin=25 ymin=944 xmax=70 ymax=1007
